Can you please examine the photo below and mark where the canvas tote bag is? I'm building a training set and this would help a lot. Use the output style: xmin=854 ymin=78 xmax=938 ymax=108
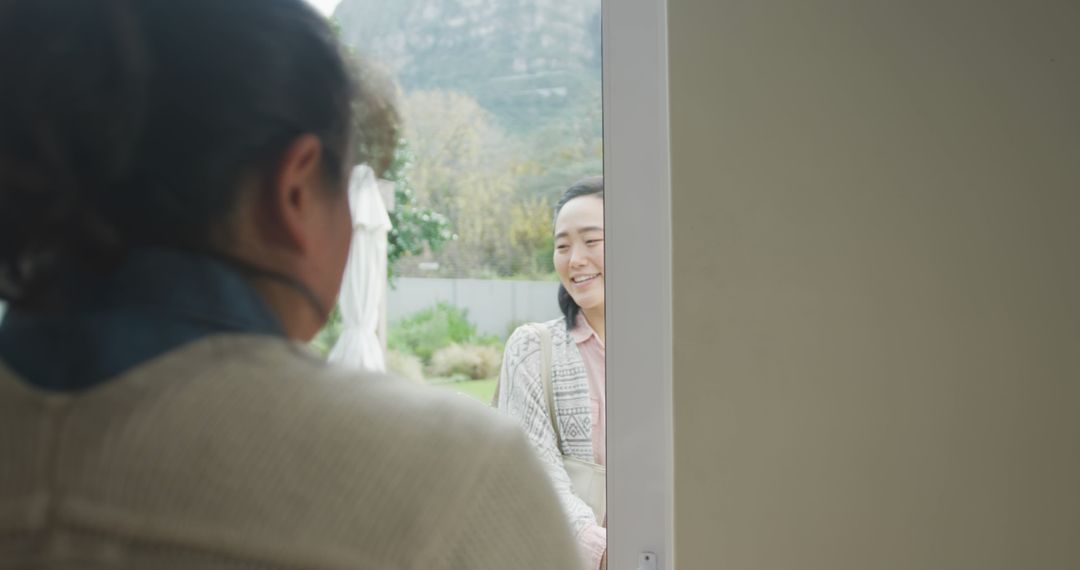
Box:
xmin=526 ymin=323 xmax=607 ymax=524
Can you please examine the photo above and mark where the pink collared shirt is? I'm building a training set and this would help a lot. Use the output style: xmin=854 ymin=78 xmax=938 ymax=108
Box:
xmin=571 ymin=314 xmax=607 ymax=570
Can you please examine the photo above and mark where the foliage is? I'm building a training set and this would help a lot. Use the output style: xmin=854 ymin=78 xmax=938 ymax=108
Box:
xmin=310 ymin=305 xmax=343 ymax=356
xmin=386 ymin=349 xmax=425 ymax=382
xmin=384 ymin=140 xmax=455 ymax=282
xmin=387 ymin=302 xmax=481 ymax=363
xmin=399 ymin=90 xmax=515 ymax=277
xmin=335 ymin=0 xmax=601 ymax=280
xmin=332 ymin=16 xmax=456 ymax=278
xmin=428 ymin=343 xmax=502 ymax=381
xmin=395 ymin=90 xmax=584 ymax=279
xmin=509 ymin=196 xmax=556 ymax=276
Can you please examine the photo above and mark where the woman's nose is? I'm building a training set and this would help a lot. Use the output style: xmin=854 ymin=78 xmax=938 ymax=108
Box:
xmin=569 ymin=247 xmax=588 ymax=267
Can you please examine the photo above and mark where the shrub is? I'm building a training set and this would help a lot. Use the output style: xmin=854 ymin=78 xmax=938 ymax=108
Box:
xmin=428 ymin=343 xmax=502 ymax=381
xmin=310 ymin=305 xmax=343 ymax=357
xmin=475 ymin=332 xmax=504 ymax=347
xmin=386 ymin=350 xmax=425 ymax=383
xmin=388 ymin=302 xmax=479 ymax=363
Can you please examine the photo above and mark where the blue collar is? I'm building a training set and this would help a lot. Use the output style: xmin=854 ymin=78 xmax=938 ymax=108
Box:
xmin=0 ymin=248 xmax=284 ymax=391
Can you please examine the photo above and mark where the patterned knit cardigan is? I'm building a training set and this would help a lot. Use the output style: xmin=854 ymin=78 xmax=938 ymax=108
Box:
xmin=496 ymin=317 xmax=597 ymax=539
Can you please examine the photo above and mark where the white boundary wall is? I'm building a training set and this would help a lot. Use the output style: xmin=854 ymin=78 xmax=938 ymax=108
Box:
xmin=387 ymin=277 xmax=560 ymax=338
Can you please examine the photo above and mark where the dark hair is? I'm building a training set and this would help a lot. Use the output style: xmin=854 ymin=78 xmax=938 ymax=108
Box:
xmin=0 ymin=0 xmax=398 ymax=306
xmin=554 ymin=176 xmax=604 ymax=329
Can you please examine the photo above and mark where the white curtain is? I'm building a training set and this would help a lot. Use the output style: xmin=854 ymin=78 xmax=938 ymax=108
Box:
xmin=329 ymin=164 xmax=392 ymax=372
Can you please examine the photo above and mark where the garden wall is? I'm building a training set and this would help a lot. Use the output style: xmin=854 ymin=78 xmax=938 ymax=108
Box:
xmin=388 ymin=277 xmax=560 ymax=337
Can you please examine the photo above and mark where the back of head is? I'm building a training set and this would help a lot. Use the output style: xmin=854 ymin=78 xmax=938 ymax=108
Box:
xmin=0 ymin=0 xmax=396 ymax=308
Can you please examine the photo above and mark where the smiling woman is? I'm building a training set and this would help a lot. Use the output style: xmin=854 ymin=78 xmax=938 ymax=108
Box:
xmin=555 ymin=176 xmax=606 ymax=342
xmin=495 ymin=176 xmax=609 ymax=570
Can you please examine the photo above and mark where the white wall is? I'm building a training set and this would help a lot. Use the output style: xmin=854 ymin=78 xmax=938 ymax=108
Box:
xmin=669 ymin=1 xmax=1080 ymax=569
xmin=387 ymin=277 xmax=559 ymax=337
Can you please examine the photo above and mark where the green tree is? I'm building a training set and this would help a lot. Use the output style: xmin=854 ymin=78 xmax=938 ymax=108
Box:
xmin=509 ymin=196 xmax=555 ymax=277
xmin=384 ymin=139 xmax=455 ymax=282
xmin=401 ymin=90 xmax=518 ymax=277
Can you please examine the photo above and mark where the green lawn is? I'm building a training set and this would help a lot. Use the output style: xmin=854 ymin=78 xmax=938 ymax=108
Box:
xmin=429 ymin=377 xmax=498 ymax=404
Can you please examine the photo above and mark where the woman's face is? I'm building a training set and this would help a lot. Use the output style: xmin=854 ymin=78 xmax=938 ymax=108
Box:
xmin=553 ymin=195 xmax=605 ymax=314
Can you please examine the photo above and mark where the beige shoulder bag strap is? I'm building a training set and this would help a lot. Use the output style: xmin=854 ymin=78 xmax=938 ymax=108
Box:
xmin=530 ymin=323 xmax=561 ymax=444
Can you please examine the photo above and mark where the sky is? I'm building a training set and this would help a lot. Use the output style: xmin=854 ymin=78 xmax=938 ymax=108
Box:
xmin=304 ymin=0 xmax=340 ymax=17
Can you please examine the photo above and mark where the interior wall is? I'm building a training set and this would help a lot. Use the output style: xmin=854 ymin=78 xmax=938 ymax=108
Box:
xmin=668 ymin=1 xmax=1080 ymax=569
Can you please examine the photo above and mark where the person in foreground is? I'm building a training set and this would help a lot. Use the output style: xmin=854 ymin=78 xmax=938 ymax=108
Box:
xmin=0 ymin=0 xmax=580 ymax=568
xmin=496 ymin=177 xmax=607 ymax=570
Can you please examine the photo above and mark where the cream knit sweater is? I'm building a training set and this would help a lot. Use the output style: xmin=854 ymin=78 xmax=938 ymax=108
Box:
xmin=496 ymin=319 xmax=597 ymax=534
xmin=0 ymin=334 xmax=581 ymax=569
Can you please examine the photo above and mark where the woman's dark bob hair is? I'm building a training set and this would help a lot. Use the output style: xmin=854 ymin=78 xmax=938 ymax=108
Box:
xmin=554 ymin=176 xmax=603 ymax=330
xmin=0 ymin=0 xmax=398 ymax=306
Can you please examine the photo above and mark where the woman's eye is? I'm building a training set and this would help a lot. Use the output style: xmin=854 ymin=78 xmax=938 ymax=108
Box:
xmin=556 ymin=244 xmax=570 ymax=252
xmin=587 ymin=239 xmax=604 ymax=245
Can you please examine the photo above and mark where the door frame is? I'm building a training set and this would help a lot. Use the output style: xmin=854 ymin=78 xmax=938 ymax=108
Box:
xmin=604 ymin=0 xmax=675 ymax=568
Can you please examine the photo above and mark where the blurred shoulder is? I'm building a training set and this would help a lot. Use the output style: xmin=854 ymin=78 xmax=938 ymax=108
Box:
xmin=101 ymin=333 xmax=522 ymax=468
xmin=60 ymin=334 xmax=555 ymax=566
xmin=200 ymin=333 xmax=515 ymax=444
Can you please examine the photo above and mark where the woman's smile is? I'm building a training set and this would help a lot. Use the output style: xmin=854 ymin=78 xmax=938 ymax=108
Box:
xmin=572 ymin=273 xmax=602 ymax=286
